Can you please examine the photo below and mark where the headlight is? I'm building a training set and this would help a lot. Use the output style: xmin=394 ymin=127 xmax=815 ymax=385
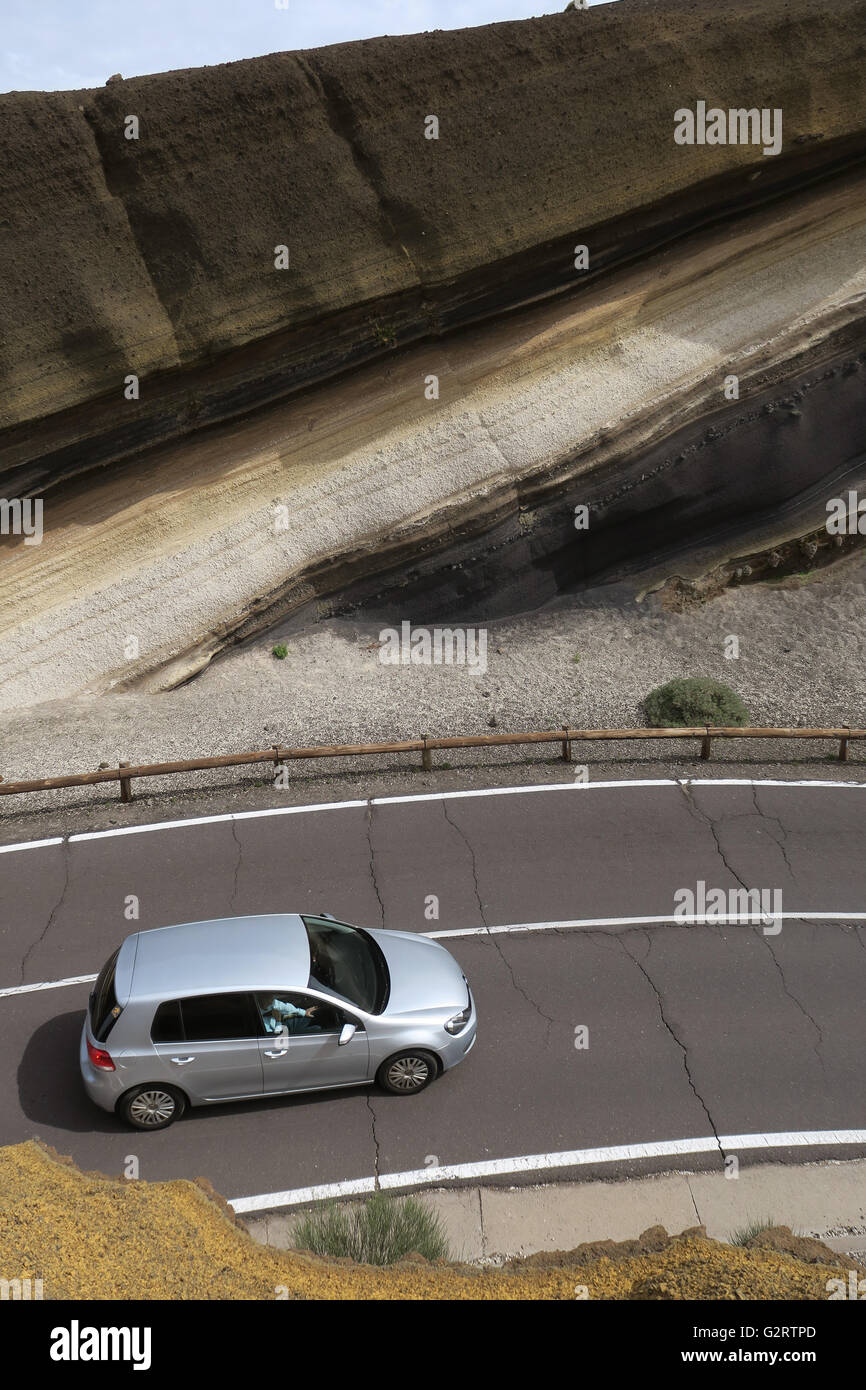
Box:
xmin=444 ymin=1002 xmax=472 ymax=1035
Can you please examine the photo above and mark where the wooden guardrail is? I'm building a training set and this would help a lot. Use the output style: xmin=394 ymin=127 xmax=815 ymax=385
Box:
xmin=0 ymin=725 xmax=862 ymax=803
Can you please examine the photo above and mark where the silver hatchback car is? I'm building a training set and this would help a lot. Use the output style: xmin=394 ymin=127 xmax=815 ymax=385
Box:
xmin=80 ymin=913 xmax=477 ymax=1130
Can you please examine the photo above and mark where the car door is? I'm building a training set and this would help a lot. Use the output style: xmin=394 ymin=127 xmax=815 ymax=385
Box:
xmin=151 ymin=993 xmax=265 ymax=1101
xmin=255 ymin=991 xmax=370 ymax=1095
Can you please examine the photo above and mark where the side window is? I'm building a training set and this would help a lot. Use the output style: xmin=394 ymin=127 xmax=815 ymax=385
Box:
xmin=151 ymin=999 xmax=183 ymax=1043
xmin=255 ymin=991 xmax=351 ymax=1037
xmin=178 ymin=993 xmax=259 ymax=1042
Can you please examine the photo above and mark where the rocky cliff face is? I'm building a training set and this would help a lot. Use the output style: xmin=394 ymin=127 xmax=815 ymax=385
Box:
xmin=1 ymin=0 xmax=866 ymax=707
xmin=2 ymin=0 xmax=865 ymax=492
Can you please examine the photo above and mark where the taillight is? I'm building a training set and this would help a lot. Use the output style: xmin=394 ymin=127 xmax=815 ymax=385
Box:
xmin=87 ymin=1038 xmax=115 ymax=1071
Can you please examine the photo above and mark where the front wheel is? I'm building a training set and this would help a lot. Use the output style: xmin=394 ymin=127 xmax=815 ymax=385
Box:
xmin=119 ymin=1084 xmax=185 ymax=1130
xmin=376 ymin=1050 xmax=438 ymax=1096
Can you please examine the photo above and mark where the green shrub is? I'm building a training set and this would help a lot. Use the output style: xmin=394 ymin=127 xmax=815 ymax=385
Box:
xmin=644 ymin=677 xmax=750 ymax=728
xmin=293 ymin=1191 xmax=450 ymax=1266
xmin=271 ymin=644 xmax=288 ymax=660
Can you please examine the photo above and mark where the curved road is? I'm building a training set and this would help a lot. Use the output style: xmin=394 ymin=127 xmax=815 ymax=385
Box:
xmin=2 ymin=778 xmax=865 ymax=1210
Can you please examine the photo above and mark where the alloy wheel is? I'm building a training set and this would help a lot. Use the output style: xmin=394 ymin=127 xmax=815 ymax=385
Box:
xmin=387 ymin=1056 xmax=430 ymax=1091
xmin=128 ymin=1089 xmax=176 ymax=1126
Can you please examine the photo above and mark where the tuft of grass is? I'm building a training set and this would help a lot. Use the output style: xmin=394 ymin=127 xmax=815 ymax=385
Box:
xmin=271 ymin=644 xmax=288 ymax=660
xmin=729 ymin=1216 xmax=778 ymax=1247
xmin=293 ymin=1191 xmax=450 ymax=1266
xmin=572 ymin=653 xmax=580 ymax=663
xmin=372 ymin=319 xmax=397 ymax=347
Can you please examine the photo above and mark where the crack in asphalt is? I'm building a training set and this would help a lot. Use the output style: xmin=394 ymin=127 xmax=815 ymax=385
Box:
xmin=365 ymin=800 xmax=386 ymax=927
xmin=601 ymin=902 xmax=832 ymax=1135
xmin=20 ymin=835 xmax=71 ymax=985
xmin=440 ymin=800 xmax=557 ymax=1042
xmin=441 ymin=801 xmax=487 ymax=927
xmin=614 ymin=930 xmax=726 ymax=1165
xmin=229 ymin=817 xmax=243 ymax=913
xmin=679 ymin=783 xmax=797 ymax=942
xmin=677 ymin=781 xmax=757 ymax=894
xmin=757 ymin=932 xmax=828 ymax=1082
xmin=749 ymin=784 xmax=799 ymax=884
xmin=365 ymin=1092 xmax=382 ymax=1188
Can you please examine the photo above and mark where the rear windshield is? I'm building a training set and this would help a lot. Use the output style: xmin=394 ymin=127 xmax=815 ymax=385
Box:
xmin=90 ymin=948 xmax=122 ymax=1041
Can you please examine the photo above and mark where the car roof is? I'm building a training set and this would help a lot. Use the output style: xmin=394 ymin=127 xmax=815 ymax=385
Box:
xmin=124 ymin=914 xmax=311 ymax=1002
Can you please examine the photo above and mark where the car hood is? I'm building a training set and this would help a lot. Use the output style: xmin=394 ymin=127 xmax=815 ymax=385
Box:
xmin=366 ymin=929 xmax=469 ymax=1017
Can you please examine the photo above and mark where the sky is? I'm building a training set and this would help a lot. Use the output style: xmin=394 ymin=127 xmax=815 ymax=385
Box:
xmin=1 ymin=0 xmax=613 ymax=94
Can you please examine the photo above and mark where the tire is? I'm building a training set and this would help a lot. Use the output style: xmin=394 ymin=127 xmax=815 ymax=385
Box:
xmin=119 ymin=1084 xmax=186 ymax=1131
xmin=376 ymin=1050 xmax=438 ymax=1096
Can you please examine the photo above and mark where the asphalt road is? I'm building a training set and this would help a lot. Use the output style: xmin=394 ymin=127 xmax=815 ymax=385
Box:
xmin=2 ymin=778 xmax=865 ymax=1207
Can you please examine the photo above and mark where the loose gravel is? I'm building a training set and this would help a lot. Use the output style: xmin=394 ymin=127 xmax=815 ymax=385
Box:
xmin=0 ymin=553 xmax=864 ymax=837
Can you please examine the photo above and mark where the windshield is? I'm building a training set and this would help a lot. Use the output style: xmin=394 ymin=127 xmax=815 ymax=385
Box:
xmin=302 ymin=917 xmax=389 ymax=1014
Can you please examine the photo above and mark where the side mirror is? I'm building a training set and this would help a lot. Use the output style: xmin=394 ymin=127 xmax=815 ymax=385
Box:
xmin=338 ymin=1022 xmax=357 ymax=1046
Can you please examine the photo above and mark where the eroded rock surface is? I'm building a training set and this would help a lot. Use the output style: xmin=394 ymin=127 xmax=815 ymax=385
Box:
xmin=1 ymin=0 xmax=866 ymax=707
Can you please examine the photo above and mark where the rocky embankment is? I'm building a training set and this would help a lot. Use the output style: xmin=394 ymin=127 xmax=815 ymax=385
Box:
xmin=0 ymin=1140 xmax=859 ymax=1299
xmin=1 ymin=0 xmax=866 ymax=707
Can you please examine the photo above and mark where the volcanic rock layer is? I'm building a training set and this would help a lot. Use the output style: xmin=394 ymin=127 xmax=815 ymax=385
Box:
xmin=1 ymin=0 xmax=866 ymax=708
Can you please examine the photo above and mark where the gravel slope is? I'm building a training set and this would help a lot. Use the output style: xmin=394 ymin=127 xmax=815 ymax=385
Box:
xmin=1 ymin=552 xmax=864 ymax=800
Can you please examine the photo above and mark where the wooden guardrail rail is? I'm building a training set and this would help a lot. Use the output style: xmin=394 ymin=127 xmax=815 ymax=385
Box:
xmin=0 ymin=726 xmax=862 ymax=803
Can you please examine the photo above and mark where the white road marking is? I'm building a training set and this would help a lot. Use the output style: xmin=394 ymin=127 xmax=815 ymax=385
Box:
xmin=0 ymin=837 xmax=64 ymax=854
xmin=0 ymin=974 xmax=97 ymax=998
xmin=68 ymin=801 xmax=369 ymax=842
xmin=681 ymin=779 xmax=866 ymax=789
xmin=372 ymin=780 xmax=678 ymax=805
xmin=228 ymin=1129 xmax=866 ymax=1212
xmin=427 ymin=912 xmax=866 ymax=939
xmin=0 ymin=776 xmax=860 ymax=853
xmin=3 ymin=910 xmax=863 ymax=997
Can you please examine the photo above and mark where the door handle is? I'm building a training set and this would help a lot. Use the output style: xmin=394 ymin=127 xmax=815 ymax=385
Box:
xmin=170 ymin=1056 xmax=195 ymax=1065
xmin=264 ymin=1048 xmax=288 ymax=1058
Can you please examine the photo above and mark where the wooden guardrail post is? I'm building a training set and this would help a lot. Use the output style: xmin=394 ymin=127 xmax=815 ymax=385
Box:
xmin=119 ymin=762 xmax=133 ymax=803
xmin=700 ymin=729 xmax=712 ymax=760
xmin=561 ymin=726 xmax=572 ymax=762
xmin=421 ymin=735 xmax=432 ymax=771
xmin=839 ymin=727 xmax=849 ymax=761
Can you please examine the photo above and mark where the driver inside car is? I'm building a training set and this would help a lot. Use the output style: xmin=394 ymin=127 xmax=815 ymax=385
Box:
xmin=260 ymin=995 xmax=322 ymax=1035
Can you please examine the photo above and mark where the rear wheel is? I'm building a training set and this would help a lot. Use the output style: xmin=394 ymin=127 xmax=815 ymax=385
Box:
xmin=119 ymin=1084 xmax=185 ymax=1131
xmin=376 ymin=1050 xmax=438 ymax=1096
